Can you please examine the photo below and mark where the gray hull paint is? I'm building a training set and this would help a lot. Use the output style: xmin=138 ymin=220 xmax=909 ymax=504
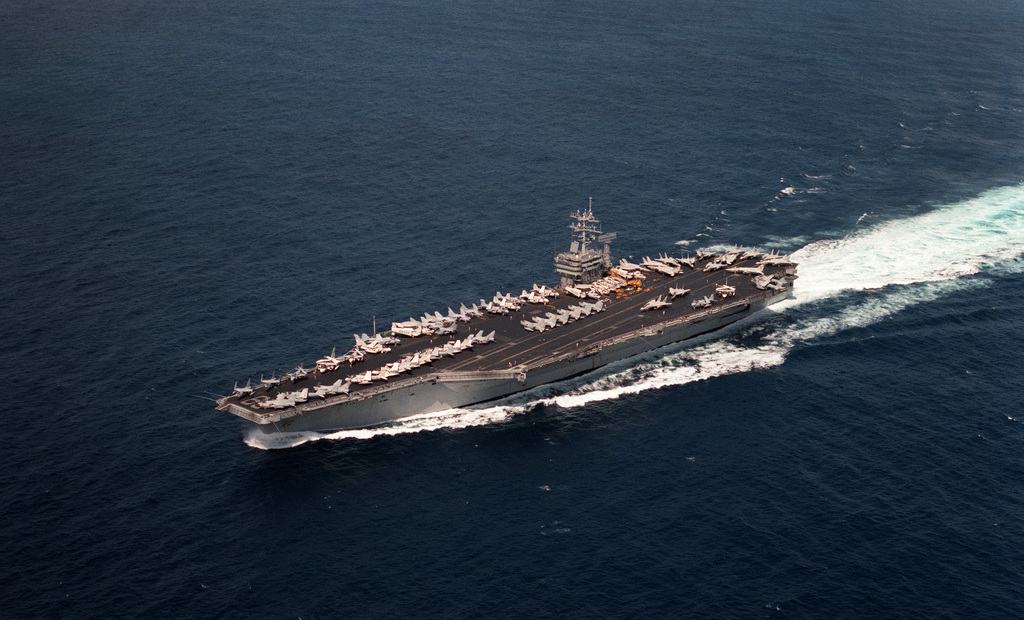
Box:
xmin=247 ymin=291 xmax=789 ymax=437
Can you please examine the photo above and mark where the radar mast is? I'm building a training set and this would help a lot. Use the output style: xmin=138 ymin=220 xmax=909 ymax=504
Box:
xmin=554 ymin=198 xmax=617 ymax=287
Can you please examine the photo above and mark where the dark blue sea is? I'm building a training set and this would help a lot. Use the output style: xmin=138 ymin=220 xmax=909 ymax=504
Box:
xmin=3 ymin=1 xmax=1024 ymax=617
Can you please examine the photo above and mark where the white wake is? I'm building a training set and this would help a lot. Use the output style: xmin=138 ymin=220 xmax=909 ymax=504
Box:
xmin=247 ymin=184 xmax=1024 ymax=448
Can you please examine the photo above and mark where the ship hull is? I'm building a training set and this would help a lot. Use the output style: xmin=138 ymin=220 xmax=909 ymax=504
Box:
xmin=241 ymin=289 xmax=790 ymax=437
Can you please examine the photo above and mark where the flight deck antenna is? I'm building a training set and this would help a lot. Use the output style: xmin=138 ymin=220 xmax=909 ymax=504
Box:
xmin=554 ymin=199 xmax=617 ymax=287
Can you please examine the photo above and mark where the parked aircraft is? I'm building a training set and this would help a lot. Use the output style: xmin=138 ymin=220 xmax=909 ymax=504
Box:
xmin=286 ymin=365 xmax=310 ymax=382
xmin=350 ymin=371 xmax=373 ymax=385
xmin=354 ymin=334 xmax=392 ymax=354
xmin=691 ymin=295 xmax=715 ymax=309
xmin=323 ymin=379 xmax=350 ymax=395
xmin=641 ymin=295 xmax=672 ymax=311
xmin=315 ymin=348 xmax=343 ymax=373
xmin=727 ymin=264 xmax=764 ymax=276
xmin=641 ymin=256 xmax=680 ymax=277
xmin=232 ymin=380 xmax=254 ymax=398
xmin=391 ymin=320 xmax=422 ymax=337
xmin=753 ymin=274 xmax=776 ymax=290
xmin=716 ymin=284 xmax=736 ymax=298
xmin=474 ymin=330 xmax=496 ymax=343
xmin=257 ymin=391 xmax=298 ymax=409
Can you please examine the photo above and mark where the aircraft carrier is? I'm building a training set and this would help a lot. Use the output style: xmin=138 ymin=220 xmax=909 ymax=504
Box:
xmin=217 ymin=204 xmax=797 ymax=437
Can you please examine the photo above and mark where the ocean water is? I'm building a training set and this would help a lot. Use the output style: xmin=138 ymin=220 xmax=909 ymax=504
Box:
xmin=3 ymin=0 xmax=1024 ymax=617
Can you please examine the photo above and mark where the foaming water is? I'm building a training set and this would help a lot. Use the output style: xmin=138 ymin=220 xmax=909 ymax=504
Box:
xmin=265 ymin=185 xmax=1024 ymax=446
xmin=244 ymin=406 xmax=519 ymax=449
xmin=791 ymin=183 xmax=1024 ymax=298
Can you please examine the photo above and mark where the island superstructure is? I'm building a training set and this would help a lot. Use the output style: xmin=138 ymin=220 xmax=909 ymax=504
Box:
xmin=217 ymin=204 xmax=797 ymax=436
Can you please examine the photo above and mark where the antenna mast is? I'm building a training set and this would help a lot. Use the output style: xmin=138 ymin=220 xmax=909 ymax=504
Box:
xmin=554 ymin=198 xmax=617 ymax=287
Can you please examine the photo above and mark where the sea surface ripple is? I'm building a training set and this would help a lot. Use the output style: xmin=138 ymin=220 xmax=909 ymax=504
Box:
xmin=2 ymin=0 xmax=1024 ymax=617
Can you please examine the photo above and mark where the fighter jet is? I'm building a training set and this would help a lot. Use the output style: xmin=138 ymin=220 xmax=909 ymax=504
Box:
xmin=232 ymin=380 xmax=254 ymax=399
xmin=608 ymin=267 xmax=631 ymax=280
xmin=322 ymin=379 xmax=351 ymax=396
xmin=315 ymin=348 xmax=343 ymax=373
xmin=485 ymin=301 xmax=509 ymax=315
xmin=464 ymin=303 xmax=485 ymax=317
xmin=753 ymin=274 xmax=775 ymax=290
xmin=350 ymin=371 xmax=373 ymax=385
xmin=254 ymin=397 xmax=276 ymax=410
xmin=716 ymin=284 xmax=736 ymax=298
xmin=257 ymin=392 xmax=298 ymax=409
xmin=723 ymin=247 xmax=742 ymax=264
xmin=691 ymin=295 xmax=715 ymax=309
xmin=651 ymin=263 xmax=681 ymax=277
xmin=391 ymin=320 xmax=422 ymax=338
xmin=286 ymin=365 xmax=311 ymax=382
xmin=757 ymin=250 xmax=795 ymax=266
xmin=727 ymin=264 xmax=764 ymax=276
xmin=677 ymin=256 xmax=697 ymax=268
xmin=493 ymin=292 xmax=522 ymax=311
xmin=523 ymin=315 xmax=552 ymax=332
xmin=528 ymin=284 xmax=557 ymax=302
xmin=521 ymin=289 xmax=549 ymax=304
xmin=657 ymin=252 xmax=682 ymax=267
xmin=764 ymin=277 xmax=788 ymax=292
xmin=374 ymin=333 xmax=401 ymax=346
xmin=419 ymin=312 xmax=455 ymax=332
xmin=259 ymin=374 xmax=281 ymax=390
xmin=641 ymin=257 xmax=680 ymax=277
xmin=355 ymin=334 xmax=392 ymax=354
xmin=641 ymin=295 xmax=671 ymax=311
xmin=618 ymin=258 xmax=644 ymax=272
xmin=668 ymin=287 xmax=691 ymax=299
xmin=373 ymin=367 xmax=397 ymax=381
xmin=475 ymin=330 xmax=496 ymax=343
xmin=565 ymin=285 xmax=588 ymax=299
xmin=703 ymin=256 xmax=731 ymax=272
xmin=448 ymin=307 xmax=470 ymax=322
xmin=313 ymin=381 xmax=351 ymax=398
xmin=436 ymin=322 xmax=458 ymax=335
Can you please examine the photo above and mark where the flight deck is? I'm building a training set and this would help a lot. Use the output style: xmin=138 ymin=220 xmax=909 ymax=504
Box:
xmin=217 ymin=206 xmax=796 ymax=432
